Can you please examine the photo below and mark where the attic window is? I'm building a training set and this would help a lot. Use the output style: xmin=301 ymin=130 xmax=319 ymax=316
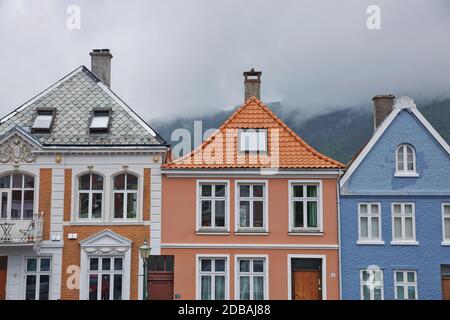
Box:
xmin=238 ymin=129 xmax=267 ymax=153
xmin=31 ymin=108 xmax=56 ymax=132
xmin=90 ymin=109 xmax=111 ymax=132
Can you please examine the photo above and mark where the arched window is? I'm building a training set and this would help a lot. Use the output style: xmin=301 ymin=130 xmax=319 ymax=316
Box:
xmin=78 ymin=173 xmax=103 ymax=219
xmin=0 ymin=173 xmax=35 ymax=220
xmin=396 ymin=144 xmax=416 ymax=174
xmin=113 ymin=173 xmax=138 ymax=220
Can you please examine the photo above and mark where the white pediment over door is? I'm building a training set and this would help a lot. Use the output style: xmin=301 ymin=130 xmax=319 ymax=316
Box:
xmin=80 ymin=229 xmax=133 ymax=254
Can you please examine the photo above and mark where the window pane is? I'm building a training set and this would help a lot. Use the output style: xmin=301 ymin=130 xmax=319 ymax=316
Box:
xmin=89 ymin=274 xmax=98 ymax=300
xmin=101 ymin=274 xmax=110 ymax=300
xmin=240 ymin=276 xmax=250 ymax=300
xmin=1 ymin=192 xmax=7 ymax=219
xmin=307 ymin=201 xmax=318 ymax=228
xmin=215 ymin=200 xmax=225 ymax=227
xmin=127 ymin=193 xmax=137 ymax=219
xmin=79 ymin=174 xmax=90 ymax=190
xmin=293 ymin=201 xmax=304 ymax=228
xmin=114 ymin=258 xmax=123 ymax=271
xmin=239 ymin=185 xmax=250 ymax=197
xmin=215 ymin=185 xmax=225 ymax=197
xmin=23 ymin=190 xmax=34 ymax=219
xmin=361 ymin=271 xmax=369 ymax=281
xmin=393 ymin=204 xmax=401 ymax=214
xmin=215 ymin=259 xmax=225 ymax=272
xmin=201 ymin=259 xmax=211 ymax=272
xmin=253 ymin=260 xmax=264 ymax=273
xmin=40 ymin=258 xmax=51 ymax=272
xmin=102 ymin=258 xmax=111 ymax=271
xmin=24 ymin=175 xmax=34 ymax=189
xmin=396 ymin=272 xmax=404 ymax=282
xmin=215 ymin=276 xmax=225 ymax=300
xmin=360 ymin=217 xmax=368 ymax=238
xmin=239 ymin=201 xmax=250 ymax=228
xmin=92 ymin=193 xmax=102 ymax=219
xmin=201 ymin=200 xmax=212 ymax=227
xmin=92 ymin=174 xmax=103 ymax=190
xmin=79 ymin=193 xmax=89 ymax=218
xmin=407 ymin=286 xmax=416 ymax=299
xmin=113 ymin=174 xmax=125 ymax=190
xmin=201 ymin=276 xmax=211 ymax=300
xmin=126 ymin=174 xmax=138 ymax=190
xmin=370 ymin=204 xmax=378 ymax=214
xmin=201 ymin=185 xmax=212 ymax=197
xmin=253 ymin=185 xmax=264 ymax=197
xmin=32 ymin=114 xmax=53 ymax=129
xmin=407 ymin=272 xmax=415 ymax=282
xmin=396 ymin=286 xmax=404 ymax=299
xmin=362 ymin=284 xmax=370 ymax=300
xmin=445 ymin=218 xmax=450 ymax=239
xmin=394 ymin=217 xmax=402 ymax=238
xmin=27 ymin=258 xmax=37 ymax=272
xmin=445 ymin=205 xmax=450 ymax=214
xmin=90 ymin=258 xmax=99 ymax=271
xmin=239 ymin=260 xmax=250 ymax=272
xmin=253 ymin=201 xmax=264 ymax=228
xmin=113 ymin=275 xmax=122 ymax=300
xmin=0 ymin=175 xmax=10 ymax=188
xmin=307 ymin=185 xmax=317 ymax=197
xmin=374 ymin=287 xmax=382 ymax=300
xmin=405 ymin=217 xmax=413 ymax=239
xmin=39 ymin=275 xmax=50 ymax=300
xmin=11 ymin=190 xmax=22 ymax=219
xmin=156 ymin=256 xmax=165 ymax=271
xmin=293 ymin=185 xmax=303 ymax=197
xmin=254 ymin=276 xmax=264 ymax=300
xmin=397 ymin=148 xmax=404 ymax=171
xmin=12 ymin=174 xmax=22 ymax=188
xmin=166 ymin=256 xmax=174 ymax=272
xmin=114 ymin=193 xmax=124 ymax=219
xmin=405 ymin=205 xmax=413 ymax=214
xmin=371 ymin=217 xmax=379 ymax=238
xmin=25 ymin=275 xmax=36 ymax=300
xmin=360 ymin=204 xmax=368 ymax=214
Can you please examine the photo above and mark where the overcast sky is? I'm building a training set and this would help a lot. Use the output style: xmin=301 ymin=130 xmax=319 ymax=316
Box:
xmin=1 ymin=0 xmax=449 ymax=122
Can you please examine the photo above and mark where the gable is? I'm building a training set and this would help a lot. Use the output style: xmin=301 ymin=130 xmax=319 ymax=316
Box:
xmin=0 ymin=131 xmax=39 ymax=164
xmin=342 ymin=109 xmax=450 ymax=194
xmin=80 ymin=229 xmax=133 ymax=251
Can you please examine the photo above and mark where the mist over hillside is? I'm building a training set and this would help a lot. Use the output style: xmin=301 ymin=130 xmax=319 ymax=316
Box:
xmin=152 ymin=99 xmax=450 ymax=164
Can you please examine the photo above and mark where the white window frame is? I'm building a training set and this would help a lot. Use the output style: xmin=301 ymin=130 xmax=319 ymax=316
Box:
xmin=357 ymin=203 xmax=383 ymax=244
xmin=112 ymin=172 xmax=139 ymax=221
xmin=24 ymin=256 xmax=52 ymax=300
xmin=360 ymin=269 xmax=384 ymax=300
xmin=0 ymin=173 xmax=36 ymax=220
xmin=394 ymin=270 xmax=418 ymax=300
xmin=442 ymin=203 xmax=450 ymax=245
xmin=76 ymin=172 xmax=105 ymax=221
xmin=391 ymin=203 xmax=418 ymax=245
xmin=234 ymin=255 xmax=269 ymax=300
xmin=238 ymin=129 xmax=267 ymax=153
xmin=196 ymin=254 xmax=230 ymax=300
xmin=196 ymin=180 xmax=229 ymax=232
xmin=288 ymin=180 xmax=323 ymax=233
xmin=87 ymin=256 xmax=125 ymax=300
xmin=395 ymin=144 xmax=418 ymax=177
xmin=235 ymin=180 xmax=268 ymax=233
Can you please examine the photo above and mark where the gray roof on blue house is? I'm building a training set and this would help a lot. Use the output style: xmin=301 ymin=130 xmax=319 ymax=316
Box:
xmin=0 ymin=66 xmax=167 ymax=147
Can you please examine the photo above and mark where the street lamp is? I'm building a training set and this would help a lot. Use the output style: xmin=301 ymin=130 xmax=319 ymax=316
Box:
xmin=139 ymin=239 xmax=151 ymax=300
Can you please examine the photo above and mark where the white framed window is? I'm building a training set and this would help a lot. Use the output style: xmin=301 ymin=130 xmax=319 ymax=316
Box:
xmin=391 ymin=203 xmax=416 ymax=244
xmin=0 ymin=173 xmax=35 ymax=220
xmin=238 ymin=129 xmax=267 ymax=153
xmin=197 ymin=256 xmax=229 ymax=300
xmin=197 ymin=181 xmax=228 ymax=231
xmin=395 ymin=144 xmax=417 ymax=176
xmin=90 ymin=109 xmax=111 ymax=132
xmin=358 ymin=203 xmax=382 ymax=243
xmin=442 ymin=203 xmax=450 ymax=243
xmin=77 ymin=172 xmax=104 ymax=220
xmin=113 ymin=173 xmax=138 ymax=220
xmin=236 ymin=181 xmax=268 ymax=232
xmin=88 ymin=256 xmax=124 ymax=300
xmin=289 ymin=181 xmax=322 ymax=232
xmin=25 ymin=257 xmax=51 ymax=300
xmin=360 ymin=268 xmax=384 ymax=300
xmin=394 ymin=270 xmax=418 ymax=300
xmin=235 ymin=256 xmax=268 ymax=300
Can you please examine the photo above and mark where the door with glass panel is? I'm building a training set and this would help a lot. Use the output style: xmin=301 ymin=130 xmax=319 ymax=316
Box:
xmin=88 ymin=256 xmax=124 ymax=300
xmin=148 ymin=255 xmax=174 ymax=300
xmin=25 ymin=257 xmax=51 ymax=300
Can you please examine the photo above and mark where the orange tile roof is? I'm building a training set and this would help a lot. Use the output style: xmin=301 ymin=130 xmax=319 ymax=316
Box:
xmin=163 ymin=97 xmax=345 ymax=169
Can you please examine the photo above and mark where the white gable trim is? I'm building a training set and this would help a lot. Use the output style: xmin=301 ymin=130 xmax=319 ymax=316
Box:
xmin=340 ymin=106 xmax=450 ymax=188
xmin=79 ymin=229 xmax=133 ymax=248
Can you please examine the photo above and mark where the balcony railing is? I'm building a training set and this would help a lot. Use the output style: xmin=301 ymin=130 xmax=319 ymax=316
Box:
xmin=0 ymin=213 xmax=43 ymax=244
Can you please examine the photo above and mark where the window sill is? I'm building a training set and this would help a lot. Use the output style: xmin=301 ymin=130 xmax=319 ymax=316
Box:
xmin=390 ymin=240 xmax=419 ymax=246
xmin=289 ymin=229 xmax=322 ymax=235
xmin=66 ymin=221 xmax=146 ymax=226
xmin=235 ymin=230 xmax=269 ymax=236
xmin=357 ymin=240 xmax=385 ymax=245
xmin=394 ymin=172 xmax=419 ymax=178
xmin=441 ymin=241 xmax=450 ymax=246
xmin=196 ymin=228 xmax=230 ymax=235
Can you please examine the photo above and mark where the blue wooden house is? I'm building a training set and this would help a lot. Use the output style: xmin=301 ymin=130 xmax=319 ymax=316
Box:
xmin=339 ymin=95 xmax=450 ymax=300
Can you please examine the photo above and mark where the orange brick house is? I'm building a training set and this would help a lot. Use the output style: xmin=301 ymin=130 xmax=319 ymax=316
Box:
xmin=160 ymin=70 xmax=345 ymax=300
xmin=0 ymin=50 xmax=168 ymax=300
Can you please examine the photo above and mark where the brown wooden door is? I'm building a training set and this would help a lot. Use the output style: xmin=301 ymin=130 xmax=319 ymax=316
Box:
xmin=442 ymin=277 xmax=450 ymax=300
xmin=293 ymin=270 xmax=321 ymax=300
xmin=0 ymin=257 xmax=7 ymax=300
xmin=148 ymin=272 xmax=174 ymax=300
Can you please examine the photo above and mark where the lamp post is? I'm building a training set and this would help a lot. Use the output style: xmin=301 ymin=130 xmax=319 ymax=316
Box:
xmin=139 ymin=239 xmax=151 ymax=300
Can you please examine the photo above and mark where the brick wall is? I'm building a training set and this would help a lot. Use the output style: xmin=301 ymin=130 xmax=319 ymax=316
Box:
xmin=39 ymin=168 xmax=52 ymax=240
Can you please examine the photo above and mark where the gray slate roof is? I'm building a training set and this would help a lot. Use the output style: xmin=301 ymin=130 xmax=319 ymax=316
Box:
xmin=0 ymin=66 xmax=167 ymax=146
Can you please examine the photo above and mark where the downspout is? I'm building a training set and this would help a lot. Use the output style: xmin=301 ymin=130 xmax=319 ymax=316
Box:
xmin=337 ymin=169 xmax=343 ymax=300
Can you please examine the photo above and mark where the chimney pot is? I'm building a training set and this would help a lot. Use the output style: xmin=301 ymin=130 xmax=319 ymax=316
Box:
xmin=243 ymin=68 xmax=262 ymax=102
xmin=90 ymin=49 xmax=113 ymax=87
xmin=372 ymin=94 xmax=395 ymax=130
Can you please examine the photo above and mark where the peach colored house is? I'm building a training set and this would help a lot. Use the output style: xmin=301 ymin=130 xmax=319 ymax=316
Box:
xmin=160 ymin=70 xmax=345 ymax=300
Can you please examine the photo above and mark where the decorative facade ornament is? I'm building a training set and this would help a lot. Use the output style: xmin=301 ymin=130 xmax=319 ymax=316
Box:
xmin=0 ymin=137 xmax=36 ymax=163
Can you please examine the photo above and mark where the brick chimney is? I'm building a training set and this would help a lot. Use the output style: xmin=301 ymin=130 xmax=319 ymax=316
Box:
xmin=372 ymin=94 xmax=395 ymax=130
xmin=90 ymin=49 xmax=113 ymax=87
xmin=243 ymin=68 xmax=262 ymax=102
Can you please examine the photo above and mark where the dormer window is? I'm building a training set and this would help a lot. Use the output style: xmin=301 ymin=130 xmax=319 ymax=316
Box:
xmin=31 ymin=108 xmax=56 ymax=132
xmin=395 ymin=144 xmax=417 ymax=176
xmin=90 ymin=109 xmax=111 ymax=133
xmin=238 ymin=129 xmax=267 ymax=153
